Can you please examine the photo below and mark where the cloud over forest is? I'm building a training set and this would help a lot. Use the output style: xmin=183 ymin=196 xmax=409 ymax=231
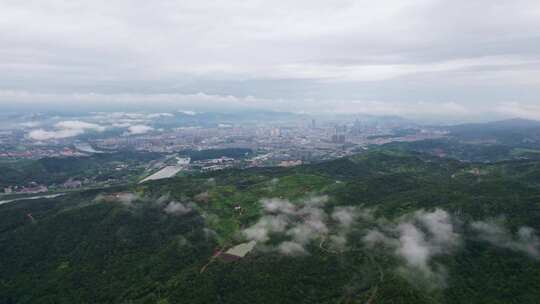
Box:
xmin=471 ymin=220 xmax=540 ymax=259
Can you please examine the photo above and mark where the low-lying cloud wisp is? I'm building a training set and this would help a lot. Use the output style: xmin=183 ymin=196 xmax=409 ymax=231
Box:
xmin=471 ymin=220 xmax=539 ymax=259
xmin=242 ymin=196 xmax=368 ymax=256
xmin=28 ymin=120 xmax=105 ymax=140
xmin=164 ymin=201 xmax=195 ymax=216
xmin=125 ymin=124 xmax=154 ymax=135
xmin=363 ymin=209 xmax=460 ymax=288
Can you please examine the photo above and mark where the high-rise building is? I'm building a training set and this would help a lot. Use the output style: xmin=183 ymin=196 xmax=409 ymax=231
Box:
xmin=270 ymin=128 xmax=281 ymax=137
xmin=331 ymin=134 xmax=346 ymax=144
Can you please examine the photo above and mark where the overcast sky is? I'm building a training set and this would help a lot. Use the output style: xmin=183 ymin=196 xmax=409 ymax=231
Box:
xmin=1 ymin=0 xmax=540 ymax=120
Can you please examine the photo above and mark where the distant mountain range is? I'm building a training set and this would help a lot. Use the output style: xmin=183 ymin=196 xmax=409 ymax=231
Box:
xmin=445 ymin=118 xmax=540 ymax=145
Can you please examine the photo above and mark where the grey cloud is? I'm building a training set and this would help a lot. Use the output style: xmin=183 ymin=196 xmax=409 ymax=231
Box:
xmin=1 ymin=1 xmax=539 ymax=118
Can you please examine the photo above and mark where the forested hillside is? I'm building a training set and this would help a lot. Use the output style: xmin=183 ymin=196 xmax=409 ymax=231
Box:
xmin=1 ymin=150 xmax=539 ymax=303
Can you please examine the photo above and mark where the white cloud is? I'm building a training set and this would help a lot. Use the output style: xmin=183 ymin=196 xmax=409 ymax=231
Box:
xmin=415 ymin=209 xmax=460 ymax=248
xmin=126 ymin=124 xmax=153 ymax=135
xmin=28 ymin=120 xmax=105 ymax=140
xmin=363 ymin=209 xmax=460 ymax=288
xmin=396 ymin=223 xmax=432 ymax=270
xmin=115 ymin=193 xmax=139 ymax=206
xmin=95 ymin=192 xmax=140 ymax=206
xmin=331 ymin=206 xmax=369 ymax=228
xmin=243 ymin=214 xmax=289 ymax=242
xmin=55 ymin=120 xmax=105 ymax=132
xmin=164 ymin=201 xmax=193 ymax=216
xmin=278 ymin=241 xmax=307 ymax=256
xmin=28 ymin=128 xmax=84 ymax=140
xmin=262 ymin=198 xmax=296 ymax=215
xmin=147 ymin=112 xmax=174 ymax=118
xmin=179 ymin=110 xmax=197 ymax=116
xmin=242 ymin=195 xmax=362 ymax=254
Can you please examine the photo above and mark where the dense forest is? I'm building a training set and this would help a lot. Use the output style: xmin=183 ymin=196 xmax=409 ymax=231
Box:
xmin=1 ymin=149 xmax=539 ymax=303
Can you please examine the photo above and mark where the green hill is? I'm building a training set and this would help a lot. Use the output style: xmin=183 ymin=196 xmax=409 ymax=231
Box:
xmin=1 ymin=150 xmax=539 ymax=303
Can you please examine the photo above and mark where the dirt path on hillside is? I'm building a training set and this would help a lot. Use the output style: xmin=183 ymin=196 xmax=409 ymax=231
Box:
xmin=200 ymin=247 xmax=225 ymax=274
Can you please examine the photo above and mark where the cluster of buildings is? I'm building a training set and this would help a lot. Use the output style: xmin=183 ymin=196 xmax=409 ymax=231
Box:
xmin=193 ymin=157 xmax=237 ymax=172
xmin=0 ymin=116 xmax=448 ymax=196
xmin=2 ymin=178 xmax=88 ymax=195
xmin=3 ymin=183 xmax=48 ymax=195
xmin=0 ymin=115 xmax=446 ymax=163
